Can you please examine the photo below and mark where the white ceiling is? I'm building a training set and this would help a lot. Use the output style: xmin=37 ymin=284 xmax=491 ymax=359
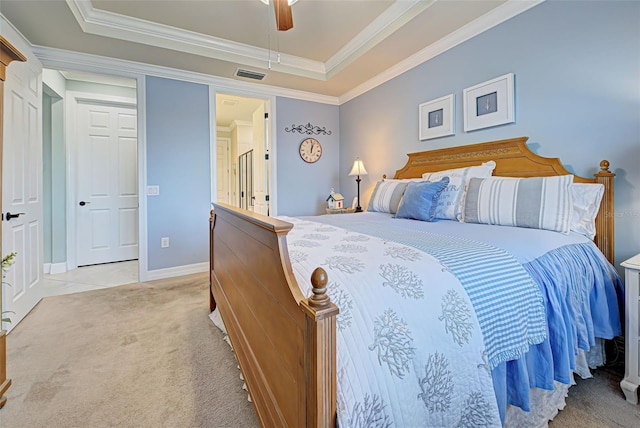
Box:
xmin=1 ymin=0 xmax=544 ymax=101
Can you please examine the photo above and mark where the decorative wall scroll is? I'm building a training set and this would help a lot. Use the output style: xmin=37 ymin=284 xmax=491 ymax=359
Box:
xmin=463 ymin=73 xmax=515 ymax=132
xmin=419 ymin=94 xmax=455 ymax=140
xmin=285 ymin=122 xmax=332 ymax=135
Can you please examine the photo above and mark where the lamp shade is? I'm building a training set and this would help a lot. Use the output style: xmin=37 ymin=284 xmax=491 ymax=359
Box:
xmin=348 ymin=158 xmax=368 ymax=176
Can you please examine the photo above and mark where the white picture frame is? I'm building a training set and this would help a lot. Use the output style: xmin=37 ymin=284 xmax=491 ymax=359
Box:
xmin=463 ymin=73 xmax=515 ymax=132
xmin=419 ymin=94 xmax=454 ymax=140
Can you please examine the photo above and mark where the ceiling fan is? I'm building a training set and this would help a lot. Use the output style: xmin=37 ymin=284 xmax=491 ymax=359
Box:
xmin=260 ymin=0 xmax=299 ymax=31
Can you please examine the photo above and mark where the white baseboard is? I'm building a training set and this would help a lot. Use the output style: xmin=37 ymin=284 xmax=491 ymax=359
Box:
xmin=145 ymin=262 xmax=208 ymax=281
xmin=43 ymin=262 xmax=68 ymax=274
xmin=50 ymin=262 xmax=67 ymax=275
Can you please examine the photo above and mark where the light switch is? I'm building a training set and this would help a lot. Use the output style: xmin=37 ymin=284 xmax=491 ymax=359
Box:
xmin=147 ymin=185 xmax=160 ymax=196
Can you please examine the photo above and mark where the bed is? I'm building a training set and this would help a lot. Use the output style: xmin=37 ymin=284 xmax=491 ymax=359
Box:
xmin=208 ymin=136 xmax=621 ymax=427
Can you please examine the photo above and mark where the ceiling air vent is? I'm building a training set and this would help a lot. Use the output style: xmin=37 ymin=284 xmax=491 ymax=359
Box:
xmin=235 ymin=68 xmax=266 ymax=81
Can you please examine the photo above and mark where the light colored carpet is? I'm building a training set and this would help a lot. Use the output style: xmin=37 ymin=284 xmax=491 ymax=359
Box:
xmin=0 ymin=273 xmax=259 ymax=428
xmin=1 ymin=272 xmax=638 ymax=427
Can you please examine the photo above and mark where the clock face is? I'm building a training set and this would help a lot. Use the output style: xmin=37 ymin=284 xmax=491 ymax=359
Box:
xmin=299 ymin=138 xmax=322 ymax=163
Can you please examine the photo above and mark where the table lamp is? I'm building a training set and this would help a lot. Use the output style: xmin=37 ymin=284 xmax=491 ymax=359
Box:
xmin=348 ymin=157 xmax=368 ymax=212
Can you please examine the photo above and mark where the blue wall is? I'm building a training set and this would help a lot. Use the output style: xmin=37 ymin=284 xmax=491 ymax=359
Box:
xmin=339 ymin=0 xmax=640 ymax=266
xmin=276 ymin=97 xmax=340 ymax=216
xmin=146 ymin=77 xmax=211 ymax=270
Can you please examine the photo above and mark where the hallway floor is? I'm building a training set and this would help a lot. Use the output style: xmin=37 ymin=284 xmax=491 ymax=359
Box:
xmin=42 ymin=260 xmax=138 ymax=298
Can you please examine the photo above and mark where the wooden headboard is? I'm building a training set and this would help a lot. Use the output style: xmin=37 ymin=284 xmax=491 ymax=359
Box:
xmin=393 ymin=137 xmax=615 ymax=263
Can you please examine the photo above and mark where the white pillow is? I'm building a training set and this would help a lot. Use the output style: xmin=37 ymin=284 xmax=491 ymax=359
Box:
xmin=463 ymin=175 xmax=574 ymax=234
xmin=570 ymin=183 xmax=604 ymax=239
xmin=421 ymin=161 xmax=496 ymax=221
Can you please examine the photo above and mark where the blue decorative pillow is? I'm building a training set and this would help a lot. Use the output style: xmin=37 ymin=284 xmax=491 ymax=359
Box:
xmin=394 ymin=177 xmax=450 ymax=222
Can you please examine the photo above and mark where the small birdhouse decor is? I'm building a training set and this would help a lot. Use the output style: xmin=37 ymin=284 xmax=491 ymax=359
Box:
xmin=326 ymin=188 xmax=345 ymax=209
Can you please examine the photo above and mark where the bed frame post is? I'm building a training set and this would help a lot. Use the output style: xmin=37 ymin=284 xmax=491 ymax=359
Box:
xmin=300 ymin=268 xmax=339 ymax=428
xmin=594 ymin=160 xmax=615 ymax=264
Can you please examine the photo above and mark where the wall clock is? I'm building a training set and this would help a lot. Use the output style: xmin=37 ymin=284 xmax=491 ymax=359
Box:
xmin=299 ymin=137 xmax=322 ymax=163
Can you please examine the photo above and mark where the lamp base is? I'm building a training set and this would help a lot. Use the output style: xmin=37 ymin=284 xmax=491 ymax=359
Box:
xmin=354 ymin=207 xmax=363 ymax=213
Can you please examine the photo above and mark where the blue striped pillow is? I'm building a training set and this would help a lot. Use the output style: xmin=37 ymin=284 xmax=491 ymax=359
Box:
xmin=367 ymin=180 xmax=410 ymax=214
xmin=463 ymin=175 xmax=574 ymax=233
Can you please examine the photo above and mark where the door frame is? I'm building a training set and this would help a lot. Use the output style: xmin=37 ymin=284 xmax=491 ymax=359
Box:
xmin=216 ymin=136 xmax=231 ymax=204
xmin=65 ymin=91 xmax=137 ymax=270
xmin=208 ymin=87 xmax=277 ymax=215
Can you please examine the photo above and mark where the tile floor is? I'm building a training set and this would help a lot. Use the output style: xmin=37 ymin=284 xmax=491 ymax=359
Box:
xmin=41 ymin=260 xmax=139 ymax=298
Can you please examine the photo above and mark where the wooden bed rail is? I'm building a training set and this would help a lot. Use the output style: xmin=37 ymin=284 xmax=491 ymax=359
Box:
xmin=210 ymin=204 xmax=338 ymax=427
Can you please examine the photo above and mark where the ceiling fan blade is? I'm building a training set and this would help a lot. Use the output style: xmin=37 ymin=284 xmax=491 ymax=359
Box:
xmin=273 ymin=0 xmax=293 ymax=31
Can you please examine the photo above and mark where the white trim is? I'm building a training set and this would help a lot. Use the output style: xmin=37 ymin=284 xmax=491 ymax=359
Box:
xmin=65 ymin=0 xmax=325 ymax=80
xmin=64 ymin=0 xmax=436 ymax=82
xmin=209 ymin=86 xmax=218 ymax=205
xmin=136 ymin=76 xmax=150 ymax=282
xmin=267 ymin=98 xmax=277 ymax=216
xmin=338 ymin=0 xmax=545 ymax=104
xmin=215 ymin=137 xmax=232 ymax=205
xmin=33 ymin=45 xmax=340 ymax=106
xmin=43 ymin=263 xmax=51 ymax=274
xmin=325 ymin=0 xmax=436 ymax=78
xmin=17 ymin=0 xmax=540 ymax=106
xmin=49 ymin=262 xmax=67 ymax=275
xmin=230 ymin=120 xmax=253 ymax=131
xmin=146 ymin=262 xmax=209 ymax=281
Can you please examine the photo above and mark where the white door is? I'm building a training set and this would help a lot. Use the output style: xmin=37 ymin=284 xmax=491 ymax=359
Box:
xmin=2 ymin=52 xmax=44 ymax=331
xmin=76 ymin=101 xmax=138 ymax=266
xmin=216 ymin=138 xmax=230 ymax=204
xmin=252 ymin=103 xmax=268 ymax=215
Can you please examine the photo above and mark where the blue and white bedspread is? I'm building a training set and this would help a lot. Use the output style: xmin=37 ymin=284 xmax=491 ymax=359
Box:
xmin=283 ymin=215 xmax=511 ymax=427
xmin=282 ymin=212 xmax=622 ymax=427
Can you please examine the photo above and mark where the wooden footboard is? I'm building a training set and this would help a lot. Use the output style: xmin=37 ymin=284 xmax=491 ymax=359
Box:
xmin=209 ymin=203 xmax=338 ymax=428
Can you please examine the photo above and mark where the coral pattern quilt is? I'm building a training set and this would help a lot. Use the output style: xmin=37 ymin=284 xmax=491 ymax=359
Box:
xmin=283 ymin=216 xmax=502 ymax=427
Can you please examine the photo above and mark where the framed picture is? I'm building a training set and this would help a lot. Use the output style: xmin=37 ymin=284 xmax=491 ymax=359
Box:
xmin=463 ymin=73 xmax=515 ymax=132
xmin=419 ymin=94 xmax=454 ymax=140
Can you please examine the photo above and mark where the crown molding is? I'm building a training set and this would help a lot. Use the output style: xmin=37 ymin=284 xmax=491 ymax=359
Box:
xmin=32 ymin=0 xmax=542 ymax=107
xmin=64 ymin=0 xmax=438 ymax=83
xmin=230 ymin=120 xmax=253 ymax=131
xmin=65 ymin=0 xmax=327 ymax=80
xmin=32 ymin=45 xmax=340 ymax=105
xmin=325 ymin=0 xmax=436 ymax=79
xmin=338 ymin=0 xmax=545 ymax=104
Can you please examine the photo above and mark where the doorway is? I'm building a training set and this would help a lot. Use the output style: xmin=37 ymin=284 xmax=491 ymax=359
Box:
xmin=42 ymin=69 xmax=139 ymax=275
xmin=214 ymin=92 xmax=270 ymax=215
xmin=238 ymin=150 xmax=254 ymax=210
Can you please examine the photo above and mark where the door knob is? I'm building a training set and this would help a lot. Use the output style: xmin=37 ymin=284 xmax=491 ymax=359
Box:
xmin=5 ymin=212 xmax=25 ymax=221
xmin=79 ymin=201 xmax=91 ymax=206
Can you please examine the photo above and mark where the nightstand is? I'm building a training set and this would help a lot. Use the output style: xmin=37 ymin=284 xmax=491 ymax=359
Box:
xmin=621 ymin=253 xmax=640 ymax=404
xmin=325 ymin=208 xmax=355 ymax=214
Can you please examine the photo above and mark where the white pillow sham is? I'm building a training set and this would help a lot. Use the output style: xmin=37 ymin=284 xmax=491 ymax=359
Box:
xmin=571 ymin=182 xmax=604 ymax=239
xmin=463 ymin=175 xmax=574 ymax=234
xmin=421 ymin=161 xmax=496 ymax=221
